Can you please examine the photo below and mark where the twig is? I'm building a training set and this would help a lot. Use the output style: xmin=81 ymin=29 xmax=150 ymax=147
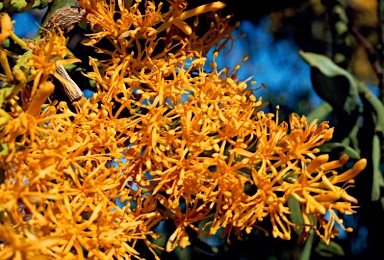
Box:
xmin=377 ymin=0 xmax=384 ymax=65
xmin=350 ymin=26 xmax=384 ymax=91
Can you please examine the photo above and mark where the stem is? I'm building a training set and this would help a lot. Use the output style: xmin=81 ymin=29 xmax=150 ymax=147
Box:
xmin=378 ymin=0 xmax=384 ymax=66
xmin=10 ymin=32 xmax=28 ymax=50
xmin=350 ymin=26 xmax=384 ymax=99
xmin=0 ymin=48 xmax=13 ymax=81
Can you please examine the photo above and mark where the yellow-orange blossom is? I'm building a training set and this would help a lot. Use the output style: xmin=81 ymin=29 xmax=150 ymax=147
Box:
xmin=0 ymin=0 xmax=366 ymax=259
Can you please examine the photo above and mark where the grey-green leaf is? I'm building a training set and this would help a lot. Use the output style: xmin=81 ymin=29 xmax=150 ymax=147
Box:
xmin=287 ymin=196 xmax=304 ymax=236
xmin=372 ymin=134 xmax=384 ymax=201
xmin=319 ymin=142 xmax=360 ymax=159
xmin=307 ymin=102 xmax=333 ymax=123
xmin=315 ymin=240 xmax=345 ymax=257
xmin=299 ymin=51 xmax=359 ymax=115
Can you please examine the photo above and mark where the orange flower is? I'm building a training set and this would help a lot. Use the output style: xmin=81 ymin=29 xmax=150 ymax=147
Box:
xmin=0 ymin=1 xmax=367 ymax=258
xmin=156 ymin=1 xmax=226 ymax=35
xmin=0 ymin=13 xmax=15 ymax=81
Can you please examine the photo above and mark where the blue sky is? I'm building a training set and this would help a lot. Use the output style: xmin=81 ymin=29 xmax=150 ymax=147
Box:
xmin=207 ymin=17 xmax=322 ymax=111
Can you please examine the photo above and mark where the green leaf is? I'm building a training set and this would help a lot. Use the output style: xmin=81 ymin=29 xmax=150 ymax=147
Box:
xmin=299 ymin=230 xmax=314 ymax=260
xmin=1 ymin=0 xmax=49 ymax=13
xmin=63 ymin=63 xmax=77 ymax=71
xmin=372 ymin=134 xmax=384 ymax=201
xmin=0 ymin=143 xmax=8 ymax=156
xmin=89 ymin=79 xmax=96 ymax=88
xmin=16 ymin=50 xmax=33 ymax=70
xmin=358 ymin=82 xmax=384 ymax=136
xmin=31 ymin=0 xmax=50 ymax=10
xmin=0 ymin=51 xmax=33 ymax=104
xmin=287 ymin=196 xmax=303 ymax=235
xmin=315 ymin=240 xmax=345 ymax=257
xmin=299 ymin=51 xmax=359 ymax=114
xmin=319 ymin=142 xmax=360 ymax=159
xmin=2 ymin=39 xmax=10 ymax=49
xmin=8 ymin=0 xmax=28 ymax=12
xmin=300 ymin=51 xmax=360 ymax=141
xmin=307 ymin=102 xmax=333 ymax=123
xmin=342 ymin=124 xmax=361 ymax=155
xmin=174 ymin=244 xmax=192 ymax=260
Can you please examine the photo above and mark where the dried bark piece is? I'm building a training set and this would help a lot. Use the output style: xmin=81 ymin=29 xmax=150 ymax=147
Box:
xmin=41 ymin=6 xmax=88 ymax=102
xmin=41 ymin=6 xmax=87 ymax=36
xmin=55 ymin=63 xmax=83 ymax=102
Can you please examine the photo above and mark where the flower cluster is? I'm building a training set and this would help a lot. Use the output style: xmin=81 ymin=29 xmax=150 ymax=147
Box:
xmin=0 ymin=0 xmax=366 ymax=259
